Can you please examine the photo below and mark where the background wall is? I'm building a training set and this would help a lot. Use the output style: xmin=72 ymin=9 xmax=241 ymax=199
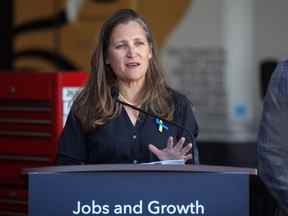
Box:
xmin=254 ymin=0 xmax=288 ymax=62
xmin=159 ymin=0 xmax=287 ymax=170
xmin=161 ymin=0 xmax=288 ymax=143
xmin=12 ymin=0 xmax=191 ymax=71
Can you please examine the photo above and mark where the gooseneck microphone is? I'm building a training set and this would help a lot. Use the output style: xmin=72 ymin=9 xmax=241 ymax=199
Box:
xmin=56 ymin=152 xmax=84 ymax=165
xmin=116 ymin=99 xmax=199 ymax=164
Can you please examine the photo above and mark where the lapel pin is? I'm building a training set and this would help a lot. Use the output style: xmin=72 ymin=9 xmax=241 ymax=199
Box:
xmin=155 ymin=118 xmax=168 ymax=133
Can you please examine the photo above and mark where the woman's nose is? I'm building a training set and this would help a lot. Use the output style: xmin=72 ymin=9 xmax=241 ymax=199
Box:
xmin=127 ymin=46 xmax=137 ymax=58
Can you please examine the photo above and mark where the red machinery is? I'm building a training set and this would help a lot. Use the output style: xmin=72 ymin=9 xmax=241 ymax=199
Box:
xmin=0 ymin=71 xmax=88 ymax=215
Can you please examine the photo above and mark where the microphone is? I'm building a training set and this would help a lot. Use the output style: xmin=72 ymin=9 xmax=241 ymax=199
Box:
xmin=56 ymin=152 xmax=85 ymax=165
xmin=116 ymin=99 xmax=199 ymax=164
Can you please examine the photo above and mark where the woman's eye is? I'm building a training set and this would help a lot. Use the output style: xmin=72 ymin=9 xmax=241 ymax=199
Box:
xmin=135 ymin=41 xmax=144 ymax=46
xmin=115 ymin=44 xmax=124 ymax=49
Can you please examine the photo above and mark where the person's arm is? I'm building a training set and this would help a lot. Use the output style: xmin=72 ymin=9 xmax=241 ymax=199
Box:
xmin=258 ymin=60 xmax=288 ymax=214
xmin=56 ymin=111 xmax=87 ymax=165
xmin=178 ymin=96 xmax=199 ymax=164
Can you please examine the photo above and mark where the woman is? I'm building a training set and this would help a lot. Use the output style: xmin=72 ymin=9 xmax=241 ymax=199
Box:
xmin=57 ymin=9 xmax=199 ymax=165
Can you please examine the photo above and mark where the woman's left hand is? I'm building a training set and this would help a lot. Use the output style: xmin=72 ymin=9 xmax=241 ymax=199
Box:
xmin=148 ymin=136 xmax=192 ymax=161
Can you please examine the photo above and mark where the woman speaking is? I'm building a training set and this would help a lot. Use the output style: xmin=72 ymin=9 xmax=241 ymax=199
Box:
xmin=57 ymin=9 xmax=199 ymax=165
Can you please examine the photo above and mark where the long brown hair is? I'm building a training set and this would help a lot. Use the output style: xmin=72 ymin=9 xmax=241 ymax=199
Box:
xmin=73 ymin=9 xmax=174 ymax=133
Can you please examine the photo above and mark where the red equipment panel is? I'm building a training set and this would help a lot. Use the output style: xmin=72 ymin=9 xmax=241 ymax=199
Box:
xmin=0 ymin=71 xmax=88 ymax=215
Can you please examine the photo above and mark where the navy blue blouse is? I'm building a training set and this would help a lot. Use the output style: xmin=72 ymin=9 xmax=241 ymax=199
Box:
xmin=57 ymin=91 xmax=199 ymax=165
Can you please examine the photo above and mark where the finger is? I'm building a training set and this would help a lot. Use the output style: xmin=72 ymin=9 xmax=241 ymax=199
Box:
xmin=167 ymin=136 xmax=174 ymax=149
xmin=181 ymin=143 xmax=192 ymax=155
xmin=148 ymin=144 xmax=164 ymax=159
xmin=184 ymin=154 xmax=192 ymax=161
xmin=175 ymin=137 xmax=185 ymax=151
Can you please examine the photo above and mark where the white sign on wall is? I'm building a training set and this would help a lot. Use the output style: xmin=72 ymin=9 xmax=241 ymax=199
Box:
xmin=62 ymin=87 xmax=81 ymax=127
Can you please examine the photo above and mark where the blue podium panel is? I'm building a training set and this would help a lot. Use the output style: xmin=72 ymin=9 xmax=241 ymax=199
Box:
xmin=29 ymin=171 xmax=249 ymax=216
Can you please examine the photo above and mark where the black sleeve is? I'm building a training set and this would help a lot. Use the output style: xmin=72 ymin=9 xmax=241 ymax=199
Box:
xmin=258 ymin=60 xmax=288 ymax=214
xmin=174 ymin=92 xmax=200 ymax=164
xmin=56 ymin=111 xmax=87 ymax=165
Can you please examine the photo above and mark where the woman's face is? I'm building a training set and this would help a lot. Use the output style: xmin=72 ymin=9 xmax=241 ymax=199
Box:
xmin=106 ymin=20 xmax=152 ymax=85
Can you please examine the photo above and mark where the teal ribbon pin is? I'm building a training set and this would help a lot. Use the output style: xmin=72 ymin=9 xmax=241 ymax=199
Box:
xmin=155 ymin=118 xmax=168 ymax=133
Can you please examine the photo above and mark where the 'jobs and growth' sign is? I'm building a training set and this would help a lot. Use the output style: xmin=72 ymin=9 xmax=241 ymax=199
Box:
xmin=29 ymin=171 xmax=249 ymax=216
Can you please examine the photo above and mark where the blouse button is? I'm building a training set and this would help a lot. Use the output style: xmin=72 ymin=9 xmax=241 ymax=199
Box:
xmin=132 ymin=135 xmax=137 ymax=139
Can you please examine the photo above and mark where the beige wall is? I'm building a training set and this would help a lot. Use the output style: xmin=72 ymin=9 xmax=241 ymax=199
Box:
xmin=15 ymin=0 xmax=192 ymax=72
xmin=15 ymin=0 xmax=58 ymax=70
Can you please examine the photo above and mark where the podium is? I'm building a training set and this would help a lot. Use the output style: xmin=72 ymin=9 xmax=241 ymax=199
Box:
xmin=27 ymin=164 xmax=256 ymax=216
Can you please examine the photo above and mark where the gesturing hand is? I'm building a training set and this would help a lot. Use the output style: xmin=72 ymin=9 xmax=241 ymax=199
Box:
xmin=148 ymin=136 xmax=192 ymax=162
